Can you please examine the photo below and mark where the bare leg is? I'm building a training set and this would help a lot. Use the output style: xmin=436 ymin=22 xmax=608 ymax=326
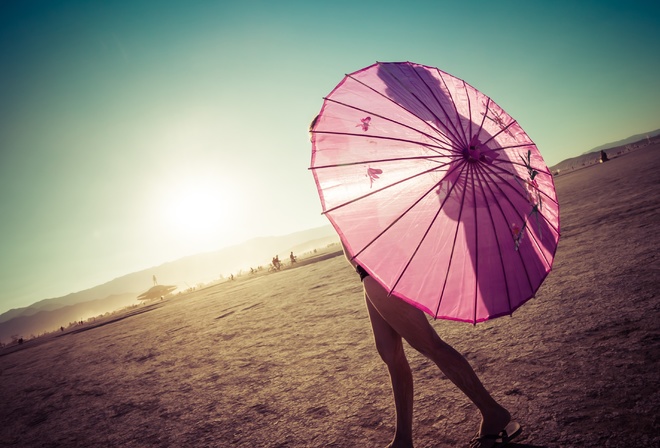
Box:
xmin=363 ymin=277 xmax=511 ymax=445
xmin=365 ymin=295 xmax=414 ymax=448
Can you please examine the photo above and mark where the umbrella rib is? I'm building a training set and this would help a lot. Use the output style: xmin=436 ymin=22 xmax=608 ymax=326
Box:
xmin=487 ymin=143 xmax=555 ymax=175
xmin=491 ymin=158 xmax=557 ymax=203
xmin=481 ymin=161 xmax=559 ymax=243
xmin=436 ymin=68 xmax=471 ymax=146
xmin=480 ymin=119 xmax=517 ymax=147
xmin=473 ymin=163 xmax=514 ymax=313
xmin=312 ymin=130 xmax=458 ymax=155
xmin=469 ymin=164 xmax=479 ymax=324
xmin=323 ymin=158 xmax=457 ymax=215
xmin=345 ymin=70 xmax=464 ymax=150
xmin=415 ymin=68 xmax=467 ymax=146
xmin=401 ymin=63 xmax=467 ymax=148
xmin=310 ymin=153 xmax=453 ymax=170
xmin=491 ymin=155 xmax=553 ymax=177
xmin=489 ymin=142 xmax=538 ymax=153
xmin=387 ymin=161 xmax=470 ymax=295
xmin=321 ymin=97 xmax=457 ymax=152
xmin=477 ymin=163 xmax=555 ymax=271
xmin=374 ymin=62 xmax=465 ymax=146
xmin=474 ymin=163 xmax=535 ymax=295
xmin=485 ymin=163 xmax=560 ymax=234
xmin=465 ymin=80 xmax=474 ymax=146
xmin=478 ymin=162 xmax=533 ymax=205
xmin=434 ymin=161 xmax=471 ymax=318
xmin=475 ymin=97 xmax=491 ymax=142
xmin=492 ymin=157 xmax=556 ymax=186
xmin=352 ymin=158 xmax=460 ymax=260
xmin=480 ymin=161 xmax=560 ymax=217
xmin=519 ymin=207 xmax=554 ymax=271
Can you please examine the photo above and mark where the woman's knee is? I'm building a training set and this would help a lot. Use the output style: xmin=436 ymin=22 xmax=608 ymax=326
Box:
xmin=405 ymin=332 xmax=450 ymax=360
xmin=374 ymin=336 xmax=406 ymax=367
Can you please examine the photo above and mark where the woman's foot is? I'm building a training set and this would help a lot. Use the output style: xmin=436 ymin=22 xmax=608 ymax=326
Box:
xmin=470 ymin=411 xmax=522 ymax=447
xmin=469 ymin=406 xmax=521 ymax=447
xmin=479 ymin=405 xmax=511 ymax=439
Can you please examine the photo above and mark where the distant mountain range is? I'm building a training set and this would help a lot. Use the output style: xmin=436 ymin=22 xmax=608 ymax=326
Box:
xmin=0 ymin=225 xmax=338 ymax=343
xmin=0 ymin=293 xmax=137 ymax=343
xmin=551 ymin=130 xmax=659 ymax=174
xmin=583 ymin=128 xmax=660 ymax=154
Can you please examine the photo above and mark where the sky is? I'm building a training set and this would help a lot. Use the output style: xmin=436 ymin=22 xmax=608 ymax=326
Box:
xmin=0 ymin=0 xmax=658 ymax=314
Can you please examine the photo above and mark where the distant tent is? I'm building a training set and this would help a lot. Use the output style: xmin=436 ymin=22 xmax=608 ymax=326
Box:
xmin=137 ymin=284 xmax=177 ymax=301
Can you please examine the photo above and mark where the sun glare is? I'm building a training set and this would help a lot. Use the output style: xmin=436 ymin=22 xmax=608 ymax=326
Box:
xmin=157 ymin=178 xmax=236 ymax=248
xmin=169 ymin=188 xmax=220 ymax=233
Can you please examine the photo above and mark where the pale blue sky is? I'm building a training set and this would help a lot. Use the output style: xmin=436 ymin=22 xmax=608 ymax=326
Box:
xmin=0 ymin=0 xmax=658 ymax=313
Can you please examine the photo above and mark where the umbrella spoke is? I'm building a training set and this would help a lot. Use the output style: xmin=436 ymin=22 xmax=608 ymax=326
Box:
xmin=408 ymin=64 xmax=468 ymax=147
xmin=474 ymin=163 xmax=535 ymax=295
xmin=493 ymin=165 xmax=559 ymax=216
xmin=387 ymin=161 xmax=469 ymax=295
xmin=353 ymin=160 xmax=467 ymax=263
xmin=376 ymin=62 xmax=466 ymax=149
xmin=481 ymin=160 xmax=560 ymax=214
xmin=485 ymin=163 xmax=560 ymax=234
xmin=523 ymin=209 xmax=553 ymax=270
xmin=310 ymin=153 xmax=454 ymax=170
xmin=321 ymin=97 xmax=457 ymax=152
xmin=478 ymin=98 xmax=490 ymax=135
xmin=480 ymin=119 xmax=518 ymax=147
xmin=476 ymin=163 xmax=554 ymax=271
xmin=489 ymin=142 xmax=538 ymax=154
xmin=323 ymin=158 xmax=458 ymax=215
xmin=345 ymin=70 xmax=465 ymax=150
xmin=491 ymin=156 xmax=553 ymax=177
xmin=473 ymin=162 xmax=514 ymax=315
xmin=465 ymin=80 xmax=474 ymax=146
xmin=435 ymin=69 xmax=469 ymax=146
xmin=469 ymin=164 xmax=479 ymax=323
xmin=477 ymin=161 xmax=532 ymax=205
xmin=312 ymin=130 xmax=458 ymax=156
xmin=435 ymin=160 xmax=471 ymax=318
xmin=488 ymin=143 xmax=555 ymax=177
xmin=478 ymin=161 xmax=543 ymax=224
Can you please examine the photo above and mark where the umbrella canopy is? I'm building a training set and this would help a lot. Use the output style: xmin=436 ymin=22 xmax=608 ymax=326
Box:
xmin=310 ymin=61 xmax=560 ymax=323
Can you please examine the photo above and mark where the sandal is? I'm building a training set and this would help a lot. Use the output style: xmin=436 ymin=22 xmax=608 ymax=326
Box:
xmin=469 ymin=421 xmax=522 ymax=448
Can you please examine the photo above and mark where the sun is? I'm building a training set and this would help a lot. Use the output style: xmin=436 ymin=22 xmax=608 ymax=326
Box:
xmin=158 ymin=178 xmax=234 ymax=247
xmin=168 ymin=187 xmax=220 ymax=234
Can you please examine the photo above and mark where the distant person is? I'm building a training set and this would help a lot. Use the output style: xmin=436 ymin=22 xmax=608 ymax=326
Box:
xmin=290 ymin=251 xmax=297 ymax=263
xmin=341 ymin=242 xmax=521 ymax=448
xmin=600 ymin=150 xmax=609 ymax=163
xmin=153 ymin=274 xmax=158 ymax=286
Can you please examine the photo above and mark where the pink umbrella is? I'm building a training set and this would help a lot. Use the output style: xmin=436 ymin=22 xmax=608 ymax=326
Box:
xmin=310 ymin=62 xmax=560 ymax=323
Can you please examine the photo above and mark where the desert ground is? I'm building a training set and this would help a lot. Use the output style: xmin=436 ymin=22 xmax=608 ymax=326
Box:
xmin=1 ymin=145 xmax=658 ymax=447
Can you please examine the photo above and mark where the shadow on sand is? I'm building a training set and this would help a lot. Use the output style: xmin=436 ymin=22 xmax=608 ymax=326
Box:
xmin=510 ymin=443 xmax=548 ymax=448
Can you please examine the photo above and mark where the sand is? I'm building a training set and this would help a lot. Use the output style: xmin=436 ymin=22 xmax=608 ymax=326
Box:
xmin=1 ymin=146 xmax=658 ymax=447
